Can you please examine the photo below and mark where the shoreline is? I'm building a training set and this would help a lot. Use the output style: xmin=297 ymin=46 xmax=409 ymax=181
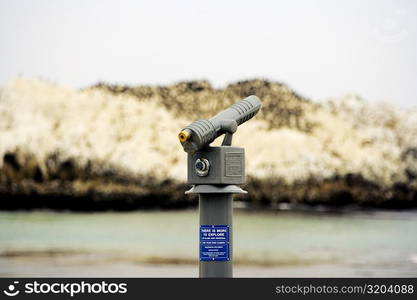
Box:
xmin=1 ymin=194 xmax=416 ymax=211
xmin=1 ymin=209 xmax=416 ymax=277
xmin=1 ymin=255 xmax=416 ymax=278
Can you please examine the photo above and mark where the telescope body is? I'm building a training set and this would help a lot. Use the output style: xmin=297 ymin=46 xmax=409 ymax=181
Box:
xmin=187 ymin=146 xmax=244 ymax=185
xmin=179 ymin=95 xmax=261 ymax=153
xmin=179 ymin=95 xmax=261 ymax=278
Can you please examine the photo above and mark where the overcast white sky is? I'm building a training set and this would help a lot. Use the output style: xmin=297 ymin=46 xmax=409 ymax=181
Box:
xmin=0 ymin=0 xmax=416 ymax=106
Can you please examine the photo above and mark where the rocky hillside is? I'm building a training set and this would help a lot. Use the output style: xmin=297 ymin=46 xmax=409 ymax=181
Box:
xmin=0 ymin=78 xmax=416 ymax=210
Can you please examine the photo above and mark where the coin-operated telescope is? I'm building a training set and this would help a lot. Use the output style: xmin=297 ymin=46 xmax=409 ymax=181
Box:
xmin=178 ymin=95 xmax=261 ymax=278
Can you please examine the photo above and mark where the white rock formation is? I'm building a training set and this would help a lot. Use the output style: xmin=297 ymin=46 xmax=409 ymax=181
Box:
xmin=0 ymin=79 xmax=416 ymax=189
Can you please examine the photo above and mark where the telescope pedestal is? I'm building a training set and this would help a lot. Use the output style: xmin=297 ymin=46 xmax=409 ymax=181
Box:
xmin=186 ymin=145 xmax=246 ymax=278
xmin=186 ymin=185 xmax=246 ymax=278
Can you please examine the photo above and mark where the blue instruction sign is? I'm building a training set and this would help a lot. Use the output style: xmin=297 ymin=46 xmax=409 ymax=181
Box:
xmin=200 ymin=225 xmax=230 ymax=261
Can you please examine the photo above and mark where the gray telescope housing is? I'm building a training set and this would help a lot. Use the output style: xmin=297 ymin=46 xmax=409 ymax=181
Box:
xmin=178 ymin=95 xmax=261 ymax=154
xmin=179 ymin=95 xmax=261 ymax=278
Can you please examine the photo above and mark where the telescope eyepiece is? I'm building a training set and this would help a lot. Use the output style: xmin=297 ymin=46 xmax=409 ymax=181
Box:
xmin=178 ymin=129 xmax=191 ymax=143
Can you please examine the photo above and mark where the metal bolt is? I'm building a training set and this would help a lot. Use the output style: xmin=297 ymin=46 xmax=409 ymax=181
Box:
xmin=195 ymin=158 xmax=210 ymax=177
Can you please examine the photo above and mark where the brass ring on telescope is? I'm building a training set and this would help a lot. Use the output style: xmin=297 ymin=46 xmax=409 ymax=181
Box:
xmin=178 ymin=130 xmax=190 ymax=142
